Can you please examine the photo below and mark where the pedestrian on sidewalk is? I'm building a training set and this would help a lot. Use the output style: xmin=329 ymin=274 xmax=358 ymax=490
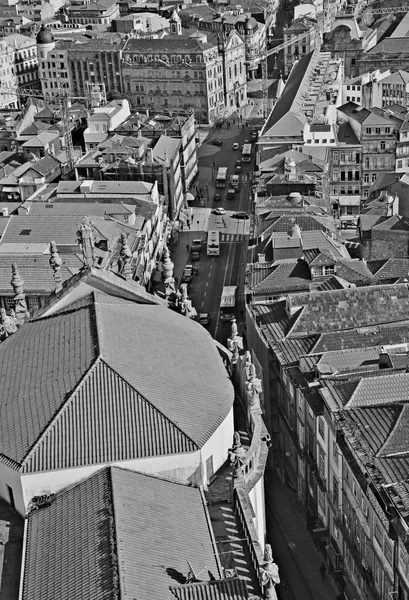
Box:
xmin=319 ymin=563 xmax=326 ymax=581
xmin=186 ymin=244 xmax=189 ymax=252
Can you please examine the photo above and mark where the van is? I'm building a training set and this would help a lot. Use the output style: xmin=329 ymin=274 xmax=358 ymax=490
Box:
xmin=191 ymin=239 xmax=202 ymax=252
xmin=230 ymin=175 xmax=239 ymax=188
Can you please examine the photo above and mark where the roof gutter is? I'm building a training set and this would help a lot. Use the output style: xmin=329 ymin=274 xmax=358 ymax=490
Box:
xmin=18 ymin=514 xmax=28 ymax=600
xmin=199 ymin=486 xmax=223 ymax=579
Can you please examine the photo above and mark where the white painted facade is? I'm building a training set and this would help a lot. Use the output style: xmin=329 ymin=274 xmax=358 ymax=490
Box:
xmin=1 ymin=407 xmax=234 ymax=516
xmin=84 ymin=99 xmax=131 ymax=151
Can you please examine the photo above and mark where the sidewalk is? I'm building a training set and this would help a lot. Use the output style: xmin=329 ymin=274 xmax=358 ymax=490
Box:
xmin=265 ymin=468 xmax=341 ymax=600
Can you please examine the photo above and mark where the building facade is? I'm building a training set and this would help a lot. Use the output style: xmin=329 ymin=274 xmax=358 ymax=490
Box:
xmin=3 ymin=33 xmax=39 ymax=92
xmin=122 ymin=31 xmax=225 ymax=124
xmin=218 ymin=28 xmax=247 ymax=115
xmin=65 ymin=0 xmax=120 ymax=26
xmin=283 ymin=17 xmax=317 ymax=77
xmin=0 ymin=38 xmax=17 ymax=107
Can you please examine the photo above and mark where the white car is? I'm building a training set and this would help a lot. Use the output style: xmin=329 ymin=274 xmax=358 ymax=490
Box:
xmin=214 ymin=207 xmax=226 ymax=215
xmin=232 ymin=142 xmax=240 ymax=150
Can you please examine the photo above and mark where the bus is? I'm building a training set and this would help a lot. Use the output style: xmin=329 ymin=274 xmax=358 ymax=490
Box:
xmin=220 ymin=286 xmax=237 ymax=320
xmin=216 ymin=167 xmax=228 ymax=188
xmin=207 ymin=230 xmax=220 ymax=256
xmin=242 ymin=144 xmax=252 ymax=162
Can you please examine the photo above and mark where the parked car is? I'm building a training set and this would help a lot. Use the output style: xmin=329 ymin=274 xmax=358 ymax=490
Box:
xmin=214 ymin=207 xmax=226 ymax=215
xmin=227 ymin=188 xmax=235 ymax=200
xmin=232 ymin=212 xmax=249 ymax=219
xmin=235 ymin=164 xmax=242 ymax=173
xmin=198 ymin=313 xmax=210 ymax=326
xmin=182 ymin=265 xmax=194 ymax=283
xmin=214 ymin=193 xmax=221 ymax=201
xmin=212 ymin=139 xmax=223 ymax=146
xmin=232 ymin=142 xmax=240 ymax=150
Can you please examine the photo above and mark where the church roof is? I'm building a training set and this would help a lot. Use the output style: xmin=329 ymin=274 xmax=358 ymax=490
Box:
xmin=0 ymin=290 xmax=234 ymax=471
xmin=23 ymin=467 xmax=222 ymax=600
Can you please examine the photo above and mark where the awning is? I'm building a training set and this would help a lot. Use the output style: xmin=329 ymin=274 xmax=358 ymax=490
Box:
xmin=1 ymin=186 xmax=17 ymax=192
xmin=338 ymin=196 xmax=360 ymax=207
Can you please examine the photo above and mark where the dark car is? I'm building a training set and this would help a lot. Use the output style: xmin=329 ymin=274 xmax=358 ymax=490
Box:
xmin=214 ymin=192 xmax=221 ymax=201
xmin=212 ymin=139 xmax=223 ymax=146
xmin=232 ymin=212 xmax=249 ymax=219
xmin=191 ymin=250 xmax=200 ymax=261
xmin=235 ymin=164 xmax=242 ymax=173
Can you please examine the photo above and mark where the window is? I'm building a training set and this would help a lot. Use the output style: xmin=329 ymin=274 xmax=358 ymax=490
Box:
xmin=385 ymin=539 xmax=393 ymax=564
xmin=318 ymin=417 xmax=325 ymax=439
xmin=372 ymin=174 xmax=377 ymax=182
xmin=332 ymin=441 xmax=339 ymax=465
xmin=375 ymin=127 xmax=380 ymax=134
xmin=398 ymin=160 xmax=403 ymax=168
xmin=352 ymin=85 xmax=355 ymax=91
xmin=318 ymin=446 xmax=326 ymax=480
xmin=385 ymin=127 xmax=390 ymax=134
xmin=333 ymin=169 xmax=338 ymax=180
xmin=374 ymin=521 xmax=383 ymax=546
xmin=322 ymin=139 xmax=327 ymax=143
xmin=364 ymin=174 xmax=369 ymax=183
xmin=340 ymin=152 xmax=345 ymax=162
xmin=333 ymin=151 xmax=338 ymax=162
xmin=323 ymin=265 xmax=335 ymax=275
xmin=380 ymin=141 xmax=385 ymax=150
xmin=333 ymin=476 xmax=339 ymax=507
xmin=318 ymin=487 xmax=326 ymax=511
xmin=366 ymin=127 xmax=371 ymax=134
xmin=362 ymin=496 xmax=369 ymax=517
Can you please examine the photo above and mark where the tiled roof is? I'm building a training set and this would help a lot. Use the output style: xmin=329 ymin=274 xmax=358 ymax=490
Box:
xmin=0 ymin=215 xmax=113 ymax=246
xmin=125 ymin=36 xmax=216 ymax=53
xmin=316 ymin=347 xmax=380 ymax=374
xmin=31 ymin=155 xmax=60 ymax=176
xmin=170 ymin=578 xmax=248 ymax=600
xmin=0 ymin=291 xmax=233 ymax=469
xmin=0 ymin=253 xmax=82 ymax=294
xmin=345 ymin=372 xmax=409 ymax=408
xmin=259 ymin=214 xmax=332 ymax=237
xmin=21 ymin=202 xmax=132 ymax=217
xmin=373 ymin=215 xmax=409 ymax=231
xmin=337 ymin=102 xmax=371 ymax=124
xmin=251 ymin=259 xmax=311 ymax=295
xmin=262 ymin=52 xmax=312 ymax=137
xmin=368 ymin=258 xmax=409 ymax=282
xmin=349 ymin=405 xmax=400 ymax=454
xmin=378 ymin=404 xmax=409 ymax=458
xmin=313 ymin=321 xmax=409 ymax=353
xmin=287 ymin=284 xmax=409 ymax=337
xmin=23 ymin=466 xmax=220 ymax=600
xmin=274 ymin=335 xmax=319 ymax=365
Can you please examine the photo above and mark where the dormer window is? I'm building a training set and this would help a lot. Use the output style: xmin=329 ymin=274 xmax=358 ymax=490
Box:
xmin=323 ymin=265 xmax=335 ymax=275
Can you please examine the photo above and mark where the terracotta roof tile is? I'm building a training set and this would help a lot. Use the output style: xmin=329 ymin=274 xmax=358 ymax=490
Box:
xmin=23 ymin=466 xmax=220 ymax=600
xmin=0 ymin=291 xmax=234 ymax=469
xmin=170 ymin=578 xmax=248 ymax=600
xmin=345 ymin=372 xmax=409 ymax=409
xmin=287 ymin=284 xmax=409 ymax=337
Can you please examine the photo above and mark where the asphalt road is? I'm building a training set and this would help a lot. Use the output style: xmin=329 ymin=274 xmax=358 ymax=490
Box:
xmin=187 ymin=124 xmax=256 ymax=344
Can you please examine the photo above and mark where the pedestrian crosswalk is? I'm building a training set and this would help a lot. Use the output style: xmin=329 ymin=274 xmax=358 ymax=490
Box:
xmin=220 ymin=233 xmax=248 ymax=242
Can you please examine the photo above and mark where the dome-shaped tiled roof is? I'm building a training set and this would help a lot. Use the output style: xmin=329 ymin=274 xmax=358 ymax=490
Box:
xmin=244 ymin=16 xmax=257 ymax=32
xmin=36 ymin=24 xmax=54 ymax=45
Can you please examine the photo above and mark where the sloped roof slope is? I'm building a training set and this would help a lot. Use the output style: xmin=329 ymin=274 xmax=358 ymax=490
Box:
xmin=22 ymin=466 xmax=220 ymax=600
xmin=0 ymin=291 xmax=233 ymax=470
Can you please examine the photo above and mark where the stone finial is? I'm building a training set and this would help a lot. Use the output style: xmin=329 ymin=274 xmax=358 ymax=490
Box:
xmin=49 ymin=240 xmax=63 ymax=294
xmin=260 ymin=544 xmax=280 ymax=599
xmin=162 ymin=247 xmax=174 ymax=280
xmin=227 ymin=431 xmax=246 ymax=479
xmin=0 ymin=307 xmax=18 ymax=340
xmin=11 ymin=264 xmax=29 ymax=324
xmin=246 ymin=362 xmax=262 ymax=410
xmin=77 ymin=216 xmax=96 ymax=268
xmin=119 ymin=233 xmax=132 ymax=280
xmin=227 ymin=318 xmax=243 ymax=365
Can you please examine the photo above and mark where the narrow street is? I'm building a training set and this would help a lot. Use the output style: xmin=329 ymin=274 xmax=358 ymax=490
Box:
xmin=169 ymin=113 xmax=343 ymax=600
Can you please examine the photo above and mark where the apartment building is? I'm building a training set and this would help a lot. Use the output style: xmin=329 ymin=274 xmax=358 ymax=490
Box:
xmin=338 ymin=102 xmax=402 ymax=197
xmin=217 ymin=27 xmax=247 ymax=115
xmin=0 ymin=38 xmax=17 ymax=108
xmin=36 ymin=31 xmax=72 ymax=97
xmin=283 ymin=16 xmax=317 ymax=77
xmin=3 ymin=33 xmax=39 ymax=92
xmin=65 ymin=0 xmax=120 ymax=26
xmin=122 ymin=23 xmax=224 ymax=124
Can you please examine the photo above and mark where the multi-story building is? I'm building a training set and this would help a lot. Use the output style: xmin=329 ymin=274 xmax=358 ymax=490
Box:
xmin=65 ymin=0 xmax=120 ymax=26
xmin=36 ymin=33 xmax=72 ymax=97
xmin=283 ymin=16 xmax=317 ymax=77
xmin=0 ymin=38 xmax=17 ymax=108
xmin=396 ymin=119 xmax=409 ymax=174
xmin=327 ymin=122 xmax=362 ymax=223
xmin=322 ymin=16 xmax=364 ymax=78
xmin=246 ymin=280 xmax=409 ymax=600
xmin=217 ymin=27 xmax=247 ymax=114
xmin=83 ymin=98 xmax=130 ymax=151
xmin=122 ymin=16 xmax=225 ymax=123
xmin=234 ymin=14 xmax=266 ymax=80
xmin=3 ymin=33 xmax=39 ymax=92
xmin=68 ymin=35 xmax=126 ymax=99
xmin=338 ymin=102 xmax=402 ymax=197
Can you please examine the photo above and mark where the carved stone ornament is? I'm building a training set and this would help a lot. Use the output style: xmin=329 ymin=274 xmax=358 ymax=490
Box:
xmin=0 ymin=307 xmax=18 ymax=341
xmin=227 ymin=431 xmax=247 ymax=479
xmin=260 ymin=544 xmax=280 ymax=600
xmin=246 ymin=362 xmax=262 ymax=409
